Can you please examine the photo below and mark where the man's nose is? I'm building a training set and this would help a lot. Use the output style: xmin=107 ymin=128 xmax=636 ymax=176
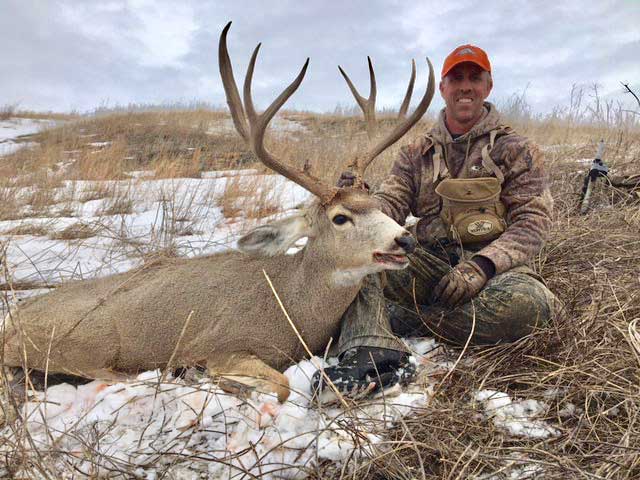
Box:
xmin=459 ymin=78 xmax=472 ymax=91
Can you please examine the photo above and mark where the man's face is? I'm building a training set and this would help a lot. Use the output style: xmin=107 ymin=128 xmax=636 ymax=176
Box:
xmin=439 ymin=62 xmax=493 ymax=131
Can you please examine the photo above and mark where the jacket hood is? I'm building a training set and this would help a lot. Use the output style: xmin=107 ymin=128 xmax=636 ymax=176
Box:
xmin=429 ymin=102 xmax=502 ymax=143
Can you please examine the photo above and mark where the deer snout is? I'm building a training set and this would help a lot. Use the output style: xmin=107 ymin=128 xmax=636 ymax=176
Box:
xmin=395 ymin=232 xmax=416 ymax=254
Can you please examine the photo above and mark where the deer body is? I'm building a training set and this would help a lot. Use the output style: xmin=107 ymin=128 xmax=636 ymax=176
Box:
xmin=3 ymin=237 xmax=357 ymax=374
xmin=3 ymin=193 xmax=415 ymax=400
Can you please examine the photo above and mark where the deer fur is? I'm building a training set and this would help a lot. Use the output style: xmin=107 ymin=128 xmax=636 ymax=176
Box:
xmin=2 ymin=189 xmax=415 ymax=401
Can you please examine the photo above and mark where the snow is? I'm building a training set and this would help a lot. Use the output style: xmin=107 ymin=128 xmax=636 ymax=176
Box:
xmin=213 ymin=117 xmax=305 ymax=136
xmin=474 ymin=390 xmax=559 ymax=439
xmin=87 ymin=141 xmax=111 ymax=147
xmin=0 ymin=175 xmax=309 ymax=286
xmin=477 ymin=458 xmax=546 ymax=480
xmin=1 ymin=351 xmax=440 ymax=478
xmin=0 ymin=117 xmax=56 ymax=156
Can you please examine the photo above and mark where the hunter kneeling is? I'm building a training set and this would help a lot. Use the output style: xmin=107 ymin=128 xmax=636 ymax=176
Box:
xmin=313 ymin=44 xmax=559 ymax=397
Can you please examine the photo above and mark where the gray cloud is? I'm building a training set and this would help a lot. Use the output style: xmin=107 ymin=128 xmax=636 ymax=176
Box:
xmin=2 ymin=0 xmax=638 ymax=114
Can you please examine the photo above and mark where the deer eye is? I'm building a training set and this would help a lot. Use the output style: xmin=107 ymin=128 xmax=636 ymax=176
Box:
xmin=332 ymin=214 xmax=350 ymax=225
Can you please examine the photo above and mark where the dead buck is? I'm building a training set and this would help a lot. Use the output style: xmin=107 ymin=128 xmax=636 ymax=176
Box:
xmin=1 ymin=22 xmax=434 ymax=402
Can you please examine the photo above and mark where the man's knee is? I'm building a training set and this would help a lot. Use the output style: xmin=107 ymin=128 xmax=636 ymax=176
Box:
xmin=408 ymin=271 xmax=557 ymax=345
xmin=480 ymin=271 xmax=556 ymax=341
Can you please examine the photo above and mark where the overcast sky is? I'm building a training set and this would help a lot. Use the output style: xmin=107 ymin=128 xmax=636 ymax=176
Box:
xmin=2 ymin=0 xmax=639 ymax=115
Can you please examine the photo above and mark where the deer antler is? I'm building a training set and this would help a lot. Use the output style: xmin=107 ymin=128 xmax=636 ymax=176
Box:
xmin=219 ymin=22 xmax=338 ymax=204
xmin=341 ymin=56 xmax=435 ymax=188
xmin=339 ymin=57 xmax=377 ymax=140
xmin=398 ymin=59 xmax=417 ymax=119
xmin=339 ymin=58 xmax=418 ymax=140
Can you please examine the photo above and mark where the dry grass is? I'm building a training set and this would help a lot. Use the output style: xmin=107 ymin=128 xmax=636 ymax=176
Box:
xmin=3 ymin=223 xmax=51 ymax=237
xmin=0 ymin=186 xmax=23 ymax=221
xmin=97 ymin=195 xmax=135 ymax=216
xmin=49 ymin=222 xmax=99 ymax=240
xmin=78 ymin=182 xmax=113 ymax=203
xmin=0 ymin=99 xmax=639 ymax=478
xmin=220 ymin=173 xmax=285 ymax=223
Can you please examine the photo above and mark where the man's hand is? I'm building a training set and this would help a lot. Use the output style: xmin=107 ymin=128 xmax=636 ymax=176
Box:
xmin=433 ymin=259 xmax=489 ymax=307
xmin=311 ymin=346 xmax=415 ymax=399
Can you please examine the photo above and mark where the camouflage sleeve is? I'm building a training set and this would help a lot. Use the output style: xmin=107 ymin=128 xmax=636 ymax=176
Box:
xmin=373 ymin=141 xmax=424 ymax=225
xmin=475 ymin=138 xmax=552 ymax=275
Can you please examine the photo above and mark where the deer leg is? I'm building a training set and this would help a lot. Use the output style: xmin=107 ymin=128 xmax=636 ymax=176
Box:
xmin=206 ymin=353 xmax=290 ymax=403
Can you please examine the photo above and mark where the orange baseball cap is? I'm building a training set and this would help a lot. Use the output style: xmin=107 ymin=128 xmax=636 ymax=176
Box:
xmin=441 ymin=44 xmax=491 ymax=78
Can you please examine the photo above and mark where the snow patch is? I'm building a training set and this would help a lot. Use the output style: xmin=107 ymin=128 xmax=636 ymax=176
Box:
xmin=1 ymin=348 xmax=441 ymax=479
xmin=0 ymin=118 xmax=57 ymax=156
xmin=475 ymin=390 xmax=559 ymax=438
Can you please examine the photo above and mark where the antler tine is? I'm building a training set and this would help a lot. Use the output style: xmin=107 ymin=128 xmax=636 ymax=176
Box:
xmin=338 ymin=56 xmax=378 ymax=140
xmin=354 ymin=57 xmax=435 ymax=183
xmin=219 ymin=22 xmax=249 ymax=142
xmin=219 ymin=22 xmax=338 ymax=204
xmin=243 ymin=44 xmax=306 ymax=134
xmin=398 ymin=59 xmax=416 ymax=119
xmin=367 ymin=56 xmax=378 ymax=110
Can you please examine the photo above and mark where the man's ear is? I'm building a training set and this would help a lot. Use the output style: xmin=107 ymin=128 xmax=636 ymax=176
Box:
xmin=237 ymin=213 xmax=312 ymax=256
xmin=486 ymin=74 xmax=493 ymax=96
xmin=439 ymin=79 xmax=445 ymax=97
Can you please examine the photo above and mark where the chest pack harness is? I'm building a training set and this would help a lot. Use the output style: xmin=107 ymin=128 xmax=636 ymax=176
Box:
xmin=429 ymin=127 xmax=511 ymax=246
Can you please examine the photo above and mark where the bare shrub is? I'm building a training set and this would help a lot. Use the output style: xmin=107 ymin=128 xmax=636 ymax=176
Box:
xmin=0 ymin=103 xmax=17 ymax=120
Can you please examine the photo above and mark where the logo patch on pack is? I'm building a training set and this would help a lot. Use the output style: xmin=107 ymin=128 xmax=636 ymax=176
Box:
xmin=467 ymin=220 xmax=494 ymax=236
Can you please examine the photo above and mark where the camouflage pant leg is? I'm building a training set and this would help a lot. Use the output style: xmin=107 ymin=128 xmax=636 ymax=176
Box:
xmin=336 ymin=246 xmax=557 ymax=354
xmin=336 ymin=246 xmax=451 ymax=354
xmin=389 ymin=268 xmax=557 ymax=345
xmin=335 ymin=273 xmax=409 ymax=354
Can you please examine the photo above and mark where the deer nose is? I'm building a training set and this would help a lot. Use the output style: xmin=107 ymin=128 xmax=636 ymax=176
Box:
xmin=395 ymin=233 xmax=416 ymax=254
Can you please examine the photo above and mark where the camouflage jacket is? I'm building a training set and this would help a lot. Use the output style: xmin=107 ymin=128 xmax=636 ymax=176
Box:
xmin=374 ymin=102 xmax=552 ymax=275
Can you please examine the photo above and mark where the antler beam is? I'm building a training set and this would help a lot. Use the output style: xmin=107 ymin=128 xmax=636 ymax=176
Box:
xmin=219 ymin=22 xmax=338 ymax=203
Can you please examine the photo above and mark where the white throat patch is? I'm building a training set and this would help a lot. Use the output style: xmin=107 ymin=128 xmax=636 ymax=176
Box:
xmin=331 ymin=264 xmax=383 ymax=287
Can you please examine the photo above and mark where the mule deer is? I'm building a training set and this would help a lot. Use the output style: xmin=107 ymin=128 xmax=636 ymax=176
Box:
xmin=1 ymin=22 xmax=434 ymax=402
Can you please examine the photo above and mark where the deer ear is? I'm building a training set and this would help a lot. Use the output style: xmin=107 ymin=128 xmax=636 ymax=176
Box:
xmin=237 ymin=214 xmax=312 ymax=256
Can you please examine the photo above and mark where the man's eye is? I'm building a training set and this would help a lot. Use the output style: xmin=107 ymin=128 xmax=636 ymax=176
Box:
xmin=332 ymin=214 xmax=350 ymax=225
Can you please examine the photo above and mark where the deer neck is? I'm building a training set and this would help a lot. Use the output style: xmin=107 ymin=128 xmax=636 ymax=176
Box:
xmin=287 ymin=243 xmax=368 ymax=315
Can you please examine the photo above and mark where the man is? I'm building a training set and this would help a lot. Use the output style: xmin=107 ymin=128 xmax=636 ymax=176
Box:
xmin=312 ymin=45 xmax=557 ymax=397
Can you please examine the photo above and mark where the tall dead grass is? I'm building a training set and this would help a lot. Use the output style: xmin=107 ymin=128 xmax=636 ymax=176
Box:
xmin=220 ymin=173 xmax=284 ymax=222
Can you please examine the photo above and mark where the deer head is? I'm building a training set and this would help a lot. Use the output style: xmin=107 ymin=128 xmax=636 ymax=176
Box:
xmin=219 ymin=22 xmax=434 ymax=283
